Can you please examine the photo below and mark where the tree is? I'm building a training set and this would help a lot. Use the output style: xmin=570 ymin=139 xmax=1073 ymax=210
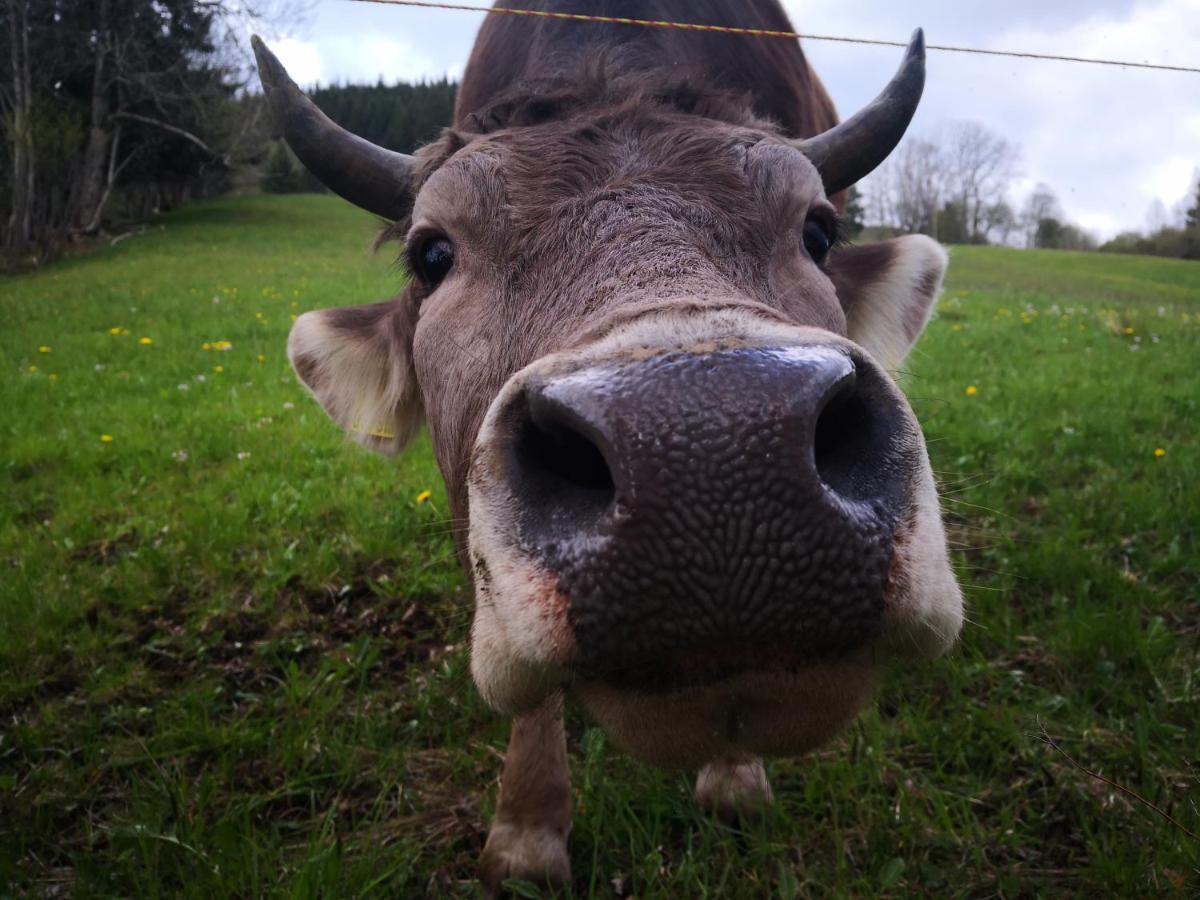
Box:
xmin=1022 ymin=183 xmax=1062 ymax=248
xmin=982 ymin=201 xmax=1017 ymax=246
xmin=1 ymin=0 xmax=303 ymax=256
xmin=940 ymin=121 xmax=1020 ymax=243
xmin=933 ymin=200 xmax=968 ymax=244
xmin=863 ymin=121 xmax=1019 ymax=244
xmin=843 ymin=184 xmax=865 ymax=238
xmin=3 ymin=0 xmax=33 ymax=251
xmin=1186 ymin=177 xmax=1200 ymax=232
xmin=874 ymin=137 xmax=944 ymax=235
xmin=1145 ymin=197 xmax=1169 ymax=233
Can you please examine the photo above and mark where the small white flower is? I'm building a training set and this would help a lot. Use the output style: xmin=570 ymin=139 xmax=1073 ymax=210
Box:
xmin=177 ymin=383 xmax=190 ymax=391
xmin=1062 ymin=426 xmax=1076 ymax=435
xmin=195 ymin=373 xmax=206 ymax=382
xmin=212 ymin=296 xmax=221 ymax=304
xmin=282 ymin=402 xmax=295 ymax=410
xmin=172 ymin=449 xmax=189 ymax=462
xmin=94 ymin=363 xmax=106 ymax=372
xmin=1157 ymin=306 xmax=1166 ymax=317
xmin=1151 ymin=334 xmax=1161 ymax=344
xmin=236 ymin=451 xmax=251 ymax=460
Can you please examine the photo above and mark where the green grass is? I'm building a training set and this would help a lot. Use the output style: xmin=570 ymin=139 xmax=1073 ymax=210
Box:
xmin=2 ymin=194 xmax=1197 ymax=897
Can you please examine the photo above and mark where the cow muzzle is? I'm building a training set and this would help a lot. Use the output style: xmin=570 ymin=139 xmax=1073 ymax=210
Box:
xmin=467 ymin=312 xmax=962 ymax=761
xmin=502 ymin=342 xmax=912 ymax=678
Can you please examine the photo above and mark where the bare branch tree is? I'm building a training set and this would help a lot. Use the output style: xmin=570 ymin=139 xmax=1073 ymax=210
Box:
xmin=1022 ymin=183 xmax=1062 ymax=248
xmin=860 ymin=120 xmax=1020 ymax=245
xmin=939 ymin=121 xmax=1021 ymax=242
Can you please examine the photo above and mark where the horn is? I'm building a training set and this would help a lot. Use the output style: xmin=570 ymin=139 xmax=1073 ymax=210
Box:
xmin=251 ymin=35 xmax=416 ymax=220
xmin=797 ymin=29 xmax=927 ymax=196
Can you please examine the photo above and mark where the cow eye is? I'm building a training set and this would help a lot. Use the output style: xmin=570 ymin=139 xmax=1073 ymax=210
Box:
xmin=415 ymin=237 xmax=455 ymax=289
xmin=802 ymin=219 xmax=833 ymax=265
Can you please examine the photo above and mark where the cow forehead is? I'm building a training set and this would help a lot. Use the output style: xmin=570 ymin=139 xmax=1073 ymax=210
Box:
xmin=410 ymin=117 xmax=827 ymax=247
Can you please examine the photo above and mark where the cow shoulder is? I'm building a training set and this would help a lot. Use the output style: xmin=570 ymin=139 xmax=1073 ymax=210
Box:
xmin=288 ymin=299 xmax=422 ymax=454
xmin=825 ymin=235 xmax=949 ymax=371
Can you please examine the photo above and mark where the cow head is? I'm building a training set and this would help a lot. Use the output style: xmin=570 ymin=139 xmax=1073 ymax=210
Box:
xmin=255 ymin=31 xmax=962 ymax=767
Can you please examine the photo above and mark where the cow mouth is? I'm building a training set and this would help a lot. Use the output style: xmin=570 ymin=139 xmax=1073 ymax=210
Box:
xmin=585 ymin=640 xmax=851 ymax=694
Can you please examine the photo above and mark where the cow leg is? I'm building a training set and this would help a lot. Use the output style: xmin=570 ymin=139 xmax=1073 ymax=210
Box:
xmin=694 ymin=755 xmax=774 ymax=821
xmin=480 ymin=692 xmax=572 ymax=895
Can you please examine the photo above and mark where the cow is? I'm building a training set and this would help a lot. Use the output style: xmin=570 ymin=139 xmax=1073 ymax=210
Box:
xmin=251 ymin=0 xmax=963 ymax=890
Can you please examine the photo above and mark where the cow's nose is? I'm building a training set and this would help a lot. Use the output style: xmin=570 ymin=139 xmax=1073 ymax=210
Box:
xmin=496 ymin=345 xmax=917 ymax=679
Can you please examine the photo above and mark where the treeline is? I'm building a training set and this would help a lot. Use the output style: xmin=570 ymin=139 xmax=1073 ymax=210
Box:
xmin=863 ymin=121 xmax=1099 ymax=251
xmin=1101 ymin=178 xmax=1200 ymax=260
xmin=1 ymin=0 xmax=248 ymax=262
xmin=4 ymin=3 xmax=1196 ymax=267
xmin=1 ymin=0 xmax=458 ymax=265
xmin=863 ymin=120 xmax=1200 ymax=260
xmin=263 ymin=80 xmax=457 ymax=194
xmin=862 ymin=121 xmax=1022 ymax=246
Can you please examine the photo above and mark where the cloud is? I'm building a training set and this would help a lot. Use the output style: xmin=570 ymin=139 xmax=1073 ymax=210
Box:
xmin=279 ymin=2 xmax=477 ymax=85
xmin=272 ymin=37 xmax=324 ymax=85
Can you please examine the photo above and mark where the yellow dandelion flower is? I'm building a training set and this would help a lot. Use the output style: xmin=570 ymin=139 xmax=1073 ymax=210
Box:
xmin=100 ymin=434 xmax=114 ymax=443
xmin=48 ymin=373 xmax=57 ymax=382
xmin=27 ymin=365 xmax=38 ymax=373
xmin=139 ymin=336 xmax=153 ymax=346
xmin=951 ymin=324 xmax=962 ymax=332
xmin=1154 ymin=447 xmax=1166 ymax=458
xmin=39 ymin=345 xmax=51 ymax=353
xmin=202 ymin=342 xmax=211 ymax=350
xmin=109 ymin=326 xmax=122 ymax=335
xmin=1123 ymin=326 xmax=1134 ymax=335
xmin=416 ymin=490 xmax=433 ymax=504
xmin=965 ymin=385 xmax=978 ymax=396
xmin=257 ymin=354 xmax=265 ymax=363
xmin=289 ymin=314 xmax=298 ymax=322
xmin=213 ymin=365 xmax=224 ymax=374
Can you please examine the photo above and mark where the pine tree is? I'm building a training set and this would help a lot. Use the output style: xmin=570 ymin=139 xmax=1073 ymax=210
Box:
xmin=1186 ymin=178 xmax=1200 ymax=231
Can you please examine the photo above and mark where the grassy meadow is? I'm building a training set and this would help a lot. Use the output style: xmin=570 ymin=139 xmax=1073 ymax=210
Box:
xmin=1 ymin=193 xmax=1197 ymax=897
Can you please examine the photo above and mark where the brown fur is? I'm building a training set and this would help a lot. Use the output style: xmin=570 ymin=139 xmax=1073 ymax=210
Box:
xmin=479 ymin=693 xmax=572 ymax=893
xmin=455 ymin=1 xmax=839 ymax=145
xmin=394 ymin=102 xmax=846 ymax=531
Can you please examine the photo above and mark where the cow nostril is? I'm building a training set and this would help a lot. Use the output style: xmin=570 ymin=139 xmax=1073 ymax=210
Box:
xmin=812 ymin=370 xmax=896 ymax=504
xmin=508 ymin=393 xmax=616 ymax=531
xmin=519 ymin=417 xmax=614 ymax=493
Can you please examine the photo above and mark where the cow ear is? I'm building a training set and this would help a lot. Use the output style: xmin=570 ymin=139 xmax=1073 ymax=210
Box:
xmin=826 ymin=235 xmax=948 ymax=372
xmin=287 ymin=300 xmax=422 ymax=454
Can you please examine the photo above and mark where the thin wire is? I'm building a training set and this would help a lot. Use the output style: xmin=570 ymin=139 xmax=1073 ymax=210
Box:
xmin=346 ymin=0 xmax=1200 ymax=75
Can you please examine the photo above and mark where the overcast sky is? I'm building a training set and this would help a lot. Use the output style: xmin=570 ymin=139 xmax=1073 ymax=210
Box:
xmin=259 ymin=0 xmax=1200 ymax=240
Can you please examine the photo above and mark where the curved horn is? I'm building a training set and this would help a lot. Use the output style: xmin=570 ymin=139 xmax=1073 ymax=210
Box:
xmin=797 ymin=29 xmax=927 ymax=196
xmin=251 ymin=35 xmax=415 ymax=220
